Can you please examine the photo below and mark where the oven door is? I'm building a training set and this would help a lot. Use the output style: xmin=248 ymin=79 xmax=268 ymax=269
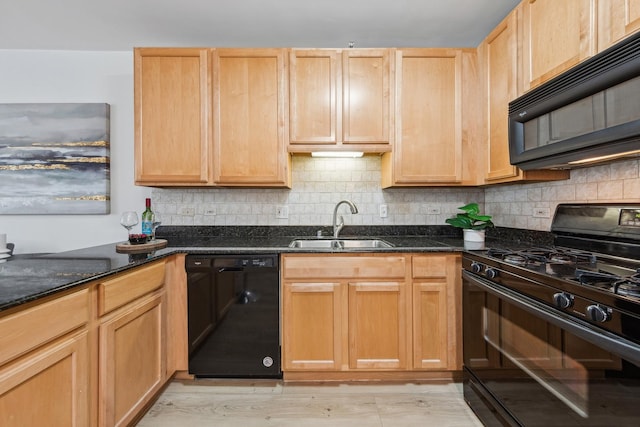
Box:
xmin=463 ymin=270 xmax=640 ymax=427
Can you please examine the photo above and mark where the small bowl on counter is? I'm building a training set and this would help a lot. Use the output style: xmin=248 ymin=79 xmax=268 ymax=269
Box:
xmin=128 ymin=234 xmax=149 ymax=245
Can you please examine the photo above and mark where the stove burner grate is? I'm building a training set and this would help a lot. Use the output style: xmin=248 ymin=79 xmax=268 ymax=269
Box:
xmin=487 ymin=247 xmax=597 ymax=269
xmin=576 ymin=269 xmax=640 ymax=297
xmin=613 ymin=275 xmax=640 ymax=298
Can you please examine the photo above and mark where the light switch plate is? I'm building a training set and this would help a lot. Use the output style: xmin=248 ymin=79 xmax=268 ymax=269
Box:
xmin=379 ymin=204 xmax=388 ymax=218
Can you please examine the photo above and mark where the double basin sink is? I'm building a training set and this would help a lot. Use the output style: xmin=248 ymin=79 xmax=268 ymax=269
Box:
xmin=288 ymin=238 xmax=394 ymax=250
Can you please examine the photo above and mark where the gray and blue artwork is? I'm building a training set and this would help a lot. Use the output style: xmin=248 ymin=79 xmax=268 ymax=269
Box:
xmin=0 ymin=103 xmax=110 ymax=214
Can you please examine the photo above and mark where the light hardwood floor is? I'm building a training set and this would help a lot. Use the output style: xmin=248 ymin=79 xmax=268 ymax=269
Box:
xmin=137 ymin=380 xmax=483 ymax=426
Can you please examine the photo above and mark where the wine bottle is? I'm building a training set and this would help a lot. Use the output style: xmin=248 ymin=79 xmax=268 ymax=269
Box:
xmin=141 ymin=198 xmax=154 ymax=237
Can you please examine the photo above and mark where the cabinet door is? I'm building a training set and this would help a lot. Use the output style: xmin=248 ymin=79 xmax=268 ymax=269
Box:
xmin=388 ymin=49 xmax=463 ymax=184
xmin=483 ymin=10 xmax=520 ymax=181
xmin=480 ymin=8 xmax=569 ymax=185
xmin=134 ymin=48 xmax=212 ymax=185
xmin=0 ymin=331 xmax=89 ymax=427
xmin=522 ymin=0 xmax=596 ymax=91
xmin=213 ymin=49 xmax=290 ymax=186
xmin=412 ymin=282 xmax=449 ymax=369
xmin=282 ymin=282 xmax=344 ymax=371
xmin=412 ymin=254 xmax=461 ymax=371
xmin=289 ymin=49 xmax=392 ymax=152
xmin=289 ymin=49 xmax=340 ymax=145
xmin=348 ymin=281 xmax=408 ymax=370
xmin=342 ymin=49 xmax=392 ymax=145
xmin=597 ymin=0 xmax=640 ymax=51
xmin=99 ymin=293 xmax=165 ymax=427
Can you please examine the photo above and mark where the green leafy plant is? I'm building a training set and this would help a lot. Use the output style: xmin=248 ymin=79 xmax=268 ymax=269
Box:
xmin=445 ymin=203 xmax=494 ymax=230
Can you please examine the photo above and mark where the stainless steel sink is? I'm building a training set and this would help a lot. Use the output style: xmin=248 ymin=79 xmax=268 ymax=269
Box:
xmin=288 ymin=238 xmax=394 ymax=249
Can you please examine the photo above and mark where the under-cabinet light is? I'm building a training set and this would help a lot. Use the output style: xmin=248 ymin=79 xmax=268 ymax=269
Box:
xmin=567 ymin=149 xmax=640 ymax=165
xmin=311 ymin=151 xmax=364 ymax=158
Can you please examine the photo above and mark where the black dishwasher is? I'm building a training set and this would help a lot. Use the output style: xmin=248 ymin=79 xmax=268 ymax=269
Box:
xmin=185 ymin=254 xmax=281 ymax=378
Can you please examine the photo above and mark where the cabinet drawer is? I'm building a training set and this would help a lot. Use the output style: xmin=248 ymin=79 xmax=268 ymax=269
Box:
xmin=412 ymin=255 xmax=449 ymax=278
xmin=282 ymin=255 xmax=406 ymax=279
xmin=0 ymin=288 xmax=89 ymax=365
xmin=98 ymin=261 xmax=165 ymax=316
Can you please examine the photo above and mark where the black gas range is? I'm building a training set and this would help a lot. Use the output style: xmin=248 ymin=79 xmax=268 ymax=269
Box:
xmin=462 ymin=204 xmax=640 ymax=426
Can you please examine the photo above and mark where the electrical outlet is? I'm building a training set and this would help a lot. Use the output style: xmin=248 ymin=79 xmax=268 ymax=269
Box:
xmin=276 ymin=205 xmax=289 ymax=219
xmin=426 ymin=206 xmax=441 ymax=215
xmin=204 ymin=205 xmax=216 ymax=216
xmin=533 ymin=207 xmax=551 ymax=218
xmin=179 ymin=206 xmax=195 ymax=216
xmin=379 ymin=204 xmax=388 ymax=218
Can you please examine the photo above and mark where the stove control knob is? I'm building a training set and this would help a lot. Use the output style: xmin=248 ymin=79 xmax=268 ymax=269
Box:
xmin=470 ymin=262 xmax=483 ymax=273
xmin=586 ymin=305 xmax=611 ymax=323
xmin=485 ymin=268 xmax=498 ymax=279
xmin=553 ymin=292 xmax=574 ymax=309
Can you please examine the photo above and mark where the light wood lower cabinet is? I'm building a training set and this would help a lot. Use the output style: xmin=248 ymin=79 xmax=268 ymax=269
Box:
xmin=0 ymin=330 xmax=90 ymax=427
xmin=281 ymin=253 xmax=460 ymax=376
xmin=412 ymin=254 xmax=461 ymax=370
xmin=0 ymin=287 xmax=91 ymax=427
xmin=282 ymin=281 xmax=344 ymax=370
xmin=99 ymin=293 xmax=165 ymax=427
xmin=348 ymin=281 xmax=409 ymax=370
xmin=97 ymin=260 xmax=166 ymax=427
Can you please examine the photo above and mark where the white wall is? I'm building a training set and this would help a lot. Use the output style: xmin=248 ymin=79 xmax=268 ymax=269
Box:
xmin=0 ymin=50 xmax=151 ymax=254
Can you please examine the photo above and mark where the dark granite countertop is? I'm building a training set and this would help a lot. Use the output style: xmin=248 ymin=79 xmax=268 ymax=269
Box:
xmin=0 ymin=225 xmax=552 ymax=313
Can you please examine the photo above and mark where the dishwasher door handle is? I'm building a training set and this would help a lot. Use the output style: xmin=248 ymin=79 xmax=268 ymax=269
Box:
xmin=218 ymin=267 xmax=244 ymax=273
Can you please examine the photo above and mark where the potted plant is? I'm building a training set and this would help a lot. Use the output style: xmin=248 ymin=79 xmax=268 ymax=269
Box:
xmin=445 ymin=203 xmax=494 ymax=249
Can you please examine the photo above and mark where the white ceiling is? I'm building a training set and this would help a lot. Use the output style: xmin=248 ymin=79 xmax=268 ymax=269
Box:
xmin=1 ymin=0 xmax=520 ymax=51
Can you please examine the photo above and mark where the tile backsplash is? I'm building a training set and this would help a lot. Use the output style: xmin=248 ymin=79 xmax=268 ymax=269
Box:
xmin=151 ymin=157 xmax=640 ymax=232
xmin=484 ymin=159 xmax=640 ymax=230
xmin=151 ymin=155 xmax=484 ymax=228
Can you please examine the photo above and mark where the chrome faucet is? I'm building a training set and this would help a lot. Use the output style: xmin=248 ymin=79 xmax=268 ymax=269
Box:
xmin=332 ymin=200 xmax=359 ymax=238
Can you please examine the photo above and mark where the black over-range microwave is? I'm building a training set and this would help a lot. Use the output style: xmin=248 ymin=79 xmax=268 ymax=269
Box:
xmin=508 ymin=30 xmax=640 ymax=170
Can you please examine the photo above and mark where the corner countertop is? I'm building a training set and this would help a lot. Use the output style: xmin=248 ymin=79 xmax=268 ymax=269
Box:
xmin=0 ymin=225 xmax=553 ymax=313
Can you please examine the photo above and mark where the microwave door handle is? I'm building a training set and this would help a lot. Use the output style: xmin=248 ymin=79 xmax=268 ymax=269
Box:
xmin=463 ymin=270 xmax=640 ymax=366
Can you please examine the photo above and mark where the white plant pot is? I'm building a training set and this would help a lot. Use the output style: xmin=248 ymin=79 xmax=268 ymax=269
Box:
xmin=463 ymin=229 xmax=486 ymax=250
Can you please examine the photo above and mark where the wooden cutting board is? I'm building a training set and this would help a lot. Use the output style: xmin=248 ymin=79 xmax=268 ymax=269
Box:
xmin=115 ymin=239 xmax=168 ymax=253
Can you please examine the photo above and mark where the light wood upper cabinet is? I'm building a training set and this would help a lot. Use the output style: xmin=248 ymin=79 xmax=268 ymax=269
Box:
xmin=480 ymin=7 xmax=569 ymax=184
xmin=213 ymin=49 xmax=291 ymax=187
xmin=522 ymin=0 xmax=596 ymax=92
xmin=288 ymin=49 xmax=393 ymax=152
xmin=134 ymin=48 xmax=212 ymax=185
xmin=597 ymin=0 xmax=640 ymax=51
xmin=382 ymin=49 xmax=477 ymax=186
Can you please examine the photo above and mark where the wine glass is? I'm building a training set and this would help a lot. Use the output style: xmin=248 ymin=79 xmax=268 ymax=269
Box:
xmin=151 ymin=212 xmax=162 ymax=241
xmin=120 ymin=211 xmax=139 ymax=242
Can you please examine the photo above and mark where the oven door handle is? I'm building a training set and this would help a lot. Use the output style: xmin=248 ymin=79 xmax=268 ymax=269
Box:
xmin=463 ymin=270 xmax=640 ymax=367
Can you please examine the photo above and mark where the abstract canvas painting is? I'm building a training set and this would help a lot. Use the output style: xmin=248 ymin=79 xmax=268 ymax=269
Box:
xmin=0 ymin=103 xmax=110 ymax=214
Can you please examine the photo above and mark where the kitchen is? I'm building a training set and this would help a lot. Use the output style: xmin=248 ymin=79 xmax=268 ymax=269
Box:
xmin=1 ymin=0 xmax=640 ymax=426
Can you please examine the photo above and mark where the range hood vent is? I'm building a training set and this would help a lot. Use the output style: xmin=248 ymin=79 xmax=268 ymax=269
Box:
xmin=508 ymin=31 xmax=640 ymax=170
